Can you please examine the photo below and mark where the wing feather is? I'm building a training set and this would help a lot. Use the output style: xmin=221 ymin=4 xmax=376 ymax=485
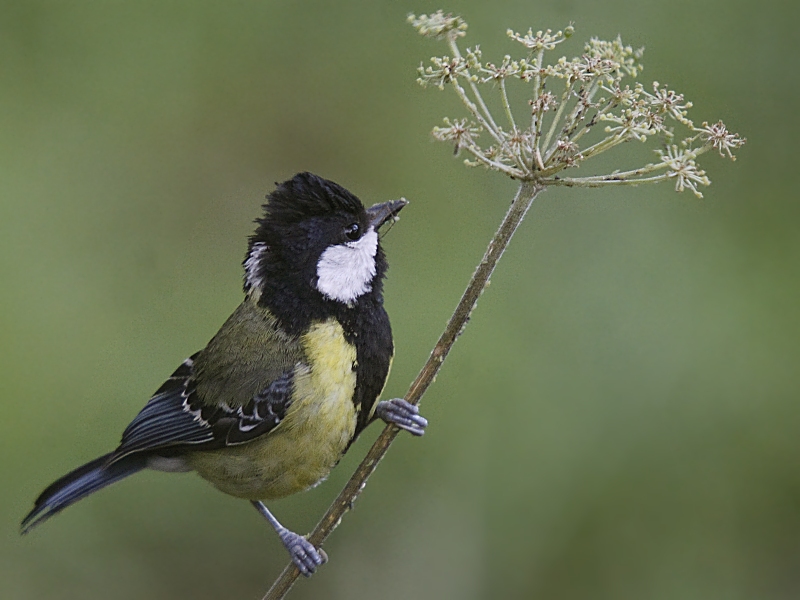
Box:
xmin=112 ymin=354 xmax=295 ymax=462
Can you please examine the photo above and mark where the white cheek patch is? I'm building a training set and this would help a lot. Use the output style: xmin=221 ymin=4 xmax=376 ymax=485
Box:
xmin=244 ymin=242 xmax=268 ymax=289
xmin=316 ymin=229 xmax=378 ymax=303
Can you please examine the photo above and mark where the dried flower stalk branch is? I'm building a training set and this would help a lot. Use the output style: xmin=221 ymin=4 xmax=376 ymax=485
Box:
xmin=263 ymin=11 xmax=744 ymax=599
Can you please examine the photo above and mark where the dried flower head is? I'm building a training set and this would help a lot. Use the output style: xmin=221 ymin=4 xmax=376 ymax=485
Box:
xmin=408 ymin=11 xmax=467 ymax=40
xmin=697 ymin=121 xmax=746 ymax=160
xmin=409 ymin=11 xmax=744 ymax=196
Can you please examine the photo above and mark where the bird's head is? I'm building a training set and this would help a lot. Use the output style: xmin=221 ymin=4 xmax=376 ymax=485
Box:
xmin=244 ymin=173 xmax=406 ymax=310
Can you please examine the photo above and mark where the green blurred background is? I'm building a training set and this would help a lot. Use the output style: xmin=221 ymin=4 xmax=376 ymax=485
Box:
xmin=2 ymin=1 xmax=798 ymax=598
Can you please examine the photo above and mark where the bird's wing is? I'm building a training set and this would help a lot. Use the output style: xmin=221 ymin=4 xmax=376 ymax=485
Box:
xmin=112 ymin=353 xmax=295 ymax=461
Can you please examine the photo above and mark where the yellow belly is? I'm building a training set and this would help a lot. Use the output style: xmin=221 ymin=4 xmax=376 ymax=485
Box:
xmin=187 ymin=320 xmax=358 ymax=500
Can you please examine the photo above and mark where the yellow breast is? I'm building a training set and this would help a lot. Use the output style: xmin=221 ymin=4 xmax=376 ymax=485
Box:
xmin=188 ymin=319 xmax=358 ymax=500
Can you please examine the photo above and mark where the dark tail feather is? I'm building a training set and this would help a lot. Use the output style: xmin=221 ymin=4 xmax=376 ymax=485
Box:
xmin=21 ymin=452 xmax=147 ymax=534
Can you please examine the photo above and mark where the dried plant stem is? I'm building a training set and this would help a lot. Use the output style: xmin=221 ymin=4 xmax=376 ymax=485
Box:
xmin=447 ymin=36 xmax=501 ymax=139
xmin=499 ymin=79 xmax=517 ymax=133
xmin=541 ymin=80 xmax=572 ymax=155
xmin=262 ymin=179 xmax=545 ymax=600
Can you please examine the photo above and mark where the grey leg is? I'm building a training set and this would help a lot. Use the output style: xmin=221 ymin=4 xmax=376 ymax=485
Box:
xmin=375 ymin=398 xmax=428 ymax=436
xmin=251 ymin=500 xmax=327 ymax=577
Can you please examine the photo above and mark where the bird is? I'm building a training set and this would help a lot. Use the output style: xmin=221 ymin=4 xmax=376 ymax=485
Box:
xmin=20 ymin=172 xmax=427 ymax=576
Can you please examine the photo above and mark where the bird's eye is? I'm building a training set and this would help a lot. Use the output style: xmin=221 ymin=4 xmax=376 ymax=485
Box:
xmin=344 ymin=222 xmax=361 ymax=241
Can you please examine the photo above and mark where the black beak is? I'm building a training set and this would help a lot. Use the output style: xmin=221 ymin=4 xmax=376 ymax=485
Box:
xmin=366 ymin=198 xmax=408 ymax=230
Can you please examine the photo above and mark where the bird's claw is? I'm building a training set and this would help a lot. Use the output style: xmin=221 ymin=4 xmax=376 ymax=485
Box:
xmin=279 ymin=530 xmax=327 ymax=577
xmin=376 ymin=398 xmax=428 ymax=436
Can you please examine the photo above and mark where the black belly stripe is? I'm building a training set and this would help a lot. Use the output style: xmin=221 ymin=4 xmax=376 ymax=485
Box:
xmin=257 ymin=249 xmax=394 ymax=444
xmin=335 ymin=297 xmax=393 ymax=439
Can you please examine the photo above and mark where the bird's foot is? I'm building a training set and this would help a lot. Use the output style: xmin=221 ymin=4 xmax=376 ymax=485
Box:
xmin=279 ymin=529 xmax=327 ymax=577
xmin=375 ymin=398 xmax=428 ymax=436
